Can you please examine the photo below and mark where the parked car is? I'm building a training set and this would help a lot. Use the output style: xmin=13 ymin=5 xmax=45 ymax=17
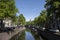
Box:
xmin=48 ymin=29 xmax=59 ymax=33
xmin=39 ymin=27 xmax=46 ymax=31
xmin=42 ymin=27 xmax=45 ymax=30
xmin=0 ymin=28 xmax=8 ymax=32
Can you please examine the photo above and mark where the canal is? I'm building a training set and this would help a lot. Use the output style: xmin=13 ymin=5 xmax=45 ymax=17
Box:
xmin=10 ymin=28 xmax=43 ymax=40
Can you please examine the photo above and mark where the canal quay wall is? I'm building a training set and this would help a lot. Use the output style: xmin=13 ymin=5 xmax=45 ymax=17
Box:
xmin=27 ymin=27 xmax=60 ymax=40
xmin=0 ymin=27 xmax=26 ymax=40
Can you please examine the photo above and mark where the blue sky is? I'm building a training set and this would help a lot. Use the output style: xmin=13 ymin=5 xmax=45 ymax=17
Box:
xmin=15 ymin=0 xmax=45 ymax=21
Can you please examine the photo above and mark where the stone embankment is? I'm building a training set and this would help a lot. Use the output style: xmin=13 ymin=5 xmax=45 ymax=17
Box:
xmin=0 ymin=27 xmax=26 ymax=40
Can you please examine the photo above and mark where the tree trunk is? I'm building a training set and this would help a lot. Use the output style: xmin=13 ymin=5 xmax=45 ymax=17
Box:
xmin=0 ymin=19 xmax=4 ymax=28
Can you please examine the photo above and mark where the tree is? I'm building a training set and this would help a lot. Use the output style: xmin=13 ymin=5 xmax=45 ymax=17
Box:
xmin=45 ymin=0 xmax=60 ymax=17
xmin=12 ymin=16 xmax=19 ymax=26
xmin=45 ymin=0 xmax=60 ymax=29
xmin=33 ymin=10 xmax=47 ymax=27
xmin=37 ymin=10 xmax=47 ymax=27
xmin=0 ymin=0 xmax=18 ymax=28
xmin=34 ymin=17 xmax=38 ymax=25
xmin=26 ymin=21 xmax=31 ymax=25
xmin=18 ymin=14 xmax=25 ymax=25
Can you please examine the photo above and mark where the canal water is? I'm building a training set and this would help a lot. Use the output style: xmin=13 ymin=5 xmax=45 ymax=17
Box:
xmin=25 ymin=31 xmax=35 ymax=40
xmin=10 ymin=28 xmax=43 ymax=40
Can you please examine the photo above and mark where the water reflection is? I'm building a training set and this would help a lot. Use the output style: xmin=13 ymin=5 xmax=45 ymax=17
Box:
xmin=18 ymin=29 xmax=42 ymax=40
xmin=17 ymin=31 xmax=25 ymax=40
xmin=10 ymin=28 xmax=43 ymax=40
xmin=25 ymin=31 xmax=35 ymax=40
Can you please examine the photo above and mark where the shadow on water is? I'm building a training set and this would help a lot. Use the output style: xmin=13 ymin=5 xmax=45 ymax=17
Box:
xmin=10 ymin=28 xmax=43 ymax=40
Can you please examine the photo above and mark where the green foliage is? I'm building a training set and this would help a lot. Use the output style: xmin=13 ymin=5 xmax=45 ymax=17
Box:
xmin=38 ymin=10 xmax=47 ymax=26
xmin=26 ymin=21 xmax=31 ymax=25
xmin=53 ymin=2 xmax=60 ymax=8
xmin=33 ymin=17 xmax=38 ymax=25
xmin=44 ymin=0 xmax=60 ymax=28
xmin=12 ymin=16 xmax=18 ymax=25
xmin=45 ymin=0 xmax=60 ymax=17
xmin=18 ymin=14 xmax=25 ymax=25
xmin=33 ymin=10 xmax=47 ymax=26
xmin=0 ymin=0 xmax=18 ymax=19
xmin=0 ymin=0 xmax=18 ymax=27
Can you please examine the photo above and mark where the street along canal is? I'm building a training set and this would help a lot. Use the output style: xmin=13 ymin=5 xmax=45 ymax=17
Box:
xmin=10 ymin=28 xmax=43 ymax=40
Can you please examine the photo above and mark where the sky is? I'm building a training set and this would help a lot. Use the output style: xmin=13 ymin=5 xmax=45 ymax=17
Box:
xmin=15 ymin=0 xmax=46 ymax=21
